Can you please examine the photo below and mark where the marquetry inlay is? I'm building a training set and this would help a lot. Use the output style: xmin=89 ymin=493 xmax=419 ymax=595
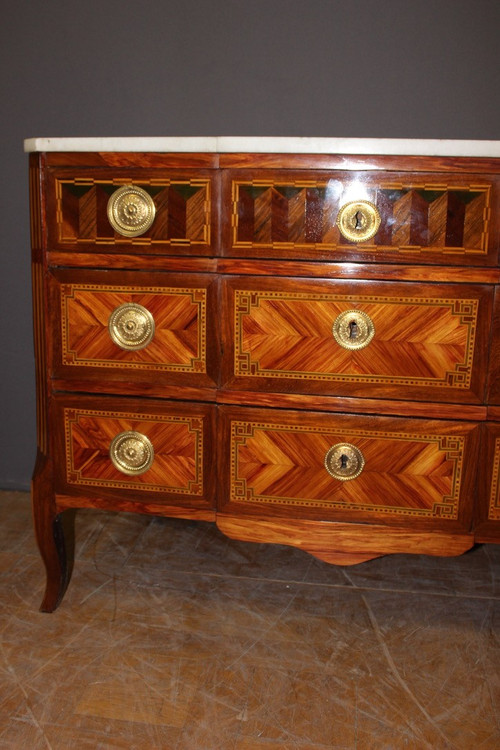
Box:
xmin=64 ymin=408 xmax=204 ymax=494
xmin=55 ymin=177 xmax=211 ymax=247
xmin=231 ymin=179 xmax=490 ymax=254
xmin=29 ymin=143 xmax=500 ymax=614
xmin=60 ymin=284 xmax=207 ymax=372
xmin=488 ymin=438 xmax=500 ymax=521
xmin=234 ymin=290 xmax=478 ymax=389
xmin=230 ymin=419 xmax=464 ymax=518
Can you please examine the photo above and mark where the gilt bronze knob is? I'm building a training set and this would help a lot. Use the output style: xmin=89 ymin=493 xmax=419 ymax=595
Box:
xmin=107 ymin=185 xmax=156 ymax=237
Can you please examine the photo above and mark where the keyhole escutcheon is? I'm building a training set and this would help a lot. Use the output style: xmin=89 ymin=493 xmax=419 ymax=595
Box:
xmin=332 ymin=310 xmax=375 ymax=350
xmin=336 ymin=200 xmax=381 ymax=243
xmin=353 ymin=210 xmax=364 ymax=230
xmin=324 ymin=443 xmax=365 ymax=481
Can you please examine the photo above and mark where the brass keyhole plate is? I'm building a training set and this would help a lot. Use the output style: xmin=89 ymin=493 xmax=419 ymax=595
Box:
xmin=107 ymin=185 xmax=156 ymax=237
xmin=332 ymin=310 xmax=375 ymax=350
xmin=110 ymin=431 xmax=154 ymax=476
xmin=108 ymin=303 xmax=155 ymax=351
xmin=336 ymin=200 xmax=381 ymax=243
xmin=324 ymin=443 xmax=365 ymax=481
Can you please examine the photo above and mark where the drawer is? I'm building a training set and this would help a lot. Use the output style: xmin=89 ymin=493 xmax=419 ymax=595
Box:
xmin=45 ymin=167 xmax=218 ymax=255
xmin=486 ymin=287 xmax=500 ymax=404
xmin=474 ymin=424 xmax=500 ymax=541
xmin=52 ymin=395 xmax=215 ymax=510
xmin=222 ymin=169 xmax=500 ymax=265
xmin=49 ymin=269 xmax=219 ymax=390
xmin=219 ymin=405 xmax=479 ymax=529
xmin=222 ymin=276 xmax=492 ymax=404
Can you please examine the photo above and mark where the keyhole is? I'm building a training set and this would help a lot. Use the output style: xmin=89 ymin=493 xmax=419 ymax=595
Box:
xmin=354 ymin=210 xmax=364 ymax=230
xmin=349 ymin=319 xmax=358 ymax=339
xmin=340 ymin=454 xmax=349 ymax=470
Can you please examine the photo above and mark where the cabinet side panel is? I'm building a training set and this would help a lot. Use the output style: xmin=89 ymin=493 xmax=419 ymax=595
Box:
xmin=30 ymin=154 xmax=49 ymax=454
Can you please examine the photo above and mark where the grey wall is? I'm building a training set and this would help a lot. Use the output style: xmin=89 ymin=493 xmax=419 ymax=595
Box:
xmin=1 ymin=0 xmax=499 ymax=489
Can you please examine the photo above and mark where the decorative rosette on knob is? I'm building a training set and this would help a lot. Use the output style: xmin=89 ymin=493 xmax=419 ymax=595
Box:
xmin=107 ymin=185 xmax=156 ymax=237
xmin=109 ymin=431 xmax=154 ymax=476
xmin=108 ymin=303 xmax=155 ymax=351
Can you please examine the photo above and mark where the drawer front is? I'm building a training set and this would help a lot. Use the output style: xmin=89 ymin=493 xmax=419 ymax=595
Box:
xmin=485 ymin=429 xmax=500 ymax=523
xmin=475 ymin=424 xmax=500 ymax=541
xmin=220 ymin=406 xmax=478 ymax=528
xmin=486 ymin=287 xmax=500 ymax=404
xmin=223 ymin=276 xmax=492 ymax=403
xmin=52 ymin=396 xmax=215 ymax=509
xmin=223 ymin=169 xmax=499 ymax=265
xmin=46 ymin=168 xmax=218 ymax=255
xmin=49 ymin=270 xmax=219 ymax=389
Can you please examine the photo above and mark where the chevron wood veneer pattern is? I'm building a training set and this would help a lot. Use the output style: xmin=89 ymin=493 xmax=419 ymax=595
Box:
xmin=29 ymin=148 xmax=500 ymax=613
xmin=232 ymin=180 xmax=489 ymax=253
xmin=60 ymin=284 xmax=206 ymax=372
xmin=64 ymin=408 xmax=204 ymax=494
xmin=230 ymin=420 xmax=464 ymax=519
xmin=234 ymin=290 xmax=477 ymax=388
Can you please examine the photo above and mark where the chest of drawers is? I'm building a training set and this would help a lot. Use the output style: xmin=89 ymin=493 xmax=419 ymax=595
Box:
xmin=26 ymin=137 xmax=500 ymax=611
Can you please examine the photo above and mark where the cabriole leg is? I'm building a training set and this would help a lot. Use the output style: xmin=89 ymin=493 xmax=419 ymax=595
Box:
xmin=31 ymin=454 xmax=74 ymax=612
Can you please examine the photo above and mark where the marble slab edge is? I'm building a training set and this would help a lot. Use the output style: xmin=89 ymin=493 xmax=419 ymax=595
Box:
xmin=23 ymin=136 xmax=500 ymax=158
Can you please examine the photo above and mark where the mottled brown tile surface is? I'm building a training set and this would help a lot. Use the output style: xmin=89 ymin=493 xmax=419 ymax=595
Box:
xmin=0 ymin=491 xmax=499 ymax=749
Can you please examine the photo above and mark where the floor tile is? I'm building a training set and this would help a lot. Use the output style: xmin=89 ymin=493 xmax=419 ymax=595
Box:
xmin=0 ymin=491 xmax=499 ymax=749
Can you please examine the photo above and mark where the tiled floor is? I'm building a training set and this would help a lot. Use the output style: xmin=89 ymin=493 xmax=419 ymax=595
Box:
xmin=0 ymin=490 xmax=499 ymax=749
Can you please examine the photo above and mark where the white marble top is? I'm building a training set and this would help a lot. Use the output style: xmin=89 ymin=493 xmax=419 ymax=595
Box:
xmin=23 ymin=136 xmax=500 ymax=157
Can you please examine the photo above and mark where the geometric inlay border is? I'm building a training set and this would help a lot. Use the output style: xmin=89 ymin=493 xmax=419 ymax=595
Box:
xmin=230 ymin=420 xmax=464 ymax=518
xmin=231 ymin=180 xmax=490 ymax=255
xmin=234 ymin=290 xmax=478 ymax=389
xmin=61 ymin=284 xmax=207 ymax=372
xmin=56 ymin=177 xmax=212 ymax=247
xmin=488 ymin=438 xmax=500 ymax=520
xmin=64 ymin=407 xmax=204 ymax=495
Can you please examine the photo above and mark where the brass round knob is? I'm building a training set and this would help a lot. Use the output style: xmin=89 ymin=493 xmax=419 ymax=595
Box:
xmin=325 ymin=443 xmax=365 ymax=481
xmin=336 ymin=200 xmax=381 ymax=243
xmin=107 ymin=185 xmax=156 ymax=237
xmin=108 ymin=303 xmax=155 ymax=351
xmin=110 ymin=431 xmax=154 ymax=476
xmin=332 ymin=310 xmax=375 ymax=350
